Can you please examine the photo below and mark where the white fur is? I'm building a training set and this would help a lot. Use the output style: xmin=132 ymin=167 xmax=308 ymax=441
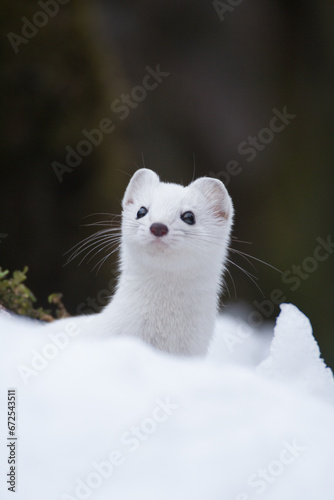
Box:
xmin=42 ymin=169 xmax=234 ymax=356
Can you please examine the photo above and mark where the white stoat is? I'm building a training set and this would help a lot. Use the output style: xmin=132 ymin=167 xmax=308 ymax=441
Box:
xmin=43 ymin=168 xmax=234 ymax=356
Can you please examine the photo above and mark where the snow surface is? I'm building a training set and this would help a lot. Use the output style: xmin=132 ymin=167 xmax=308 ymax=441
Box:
xmin=0 ymin=304 xmax=333 ymax=500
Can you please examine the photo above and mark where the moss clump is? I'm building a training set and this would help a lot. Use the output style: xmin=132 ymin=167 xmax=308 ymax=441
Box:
xmin=0 ymin=267 xmax=70 ymax=321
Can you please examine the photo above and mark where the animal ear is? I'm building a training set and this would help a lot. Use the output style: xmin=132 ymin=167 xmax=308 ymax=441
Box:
xmin=122 ymin=169 xmax=160 ymax=208
xmin=190 ymin=177 xmax=233 ymax=221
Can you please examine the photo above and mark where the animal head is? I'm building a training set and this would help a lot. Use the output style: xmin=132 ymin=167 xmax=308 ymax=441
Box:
xmin=121 ymin=169 xmax=234 ymax=272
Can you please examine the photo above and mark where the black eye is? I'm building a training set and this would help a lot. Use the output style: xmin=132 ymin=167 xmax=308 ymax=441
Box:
xmin=136 ymin=207 xmax=148 ymax=219
xmin=181 ymin=211 xmax=196 ymax=225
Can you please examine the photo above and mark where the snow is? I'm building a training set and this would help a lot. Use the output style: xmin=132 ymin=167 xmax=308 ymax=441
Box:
xmin=257 ymin=303 xmax=334 ymax=404
xmin=0 ymin=304 xmax=334 ymax=499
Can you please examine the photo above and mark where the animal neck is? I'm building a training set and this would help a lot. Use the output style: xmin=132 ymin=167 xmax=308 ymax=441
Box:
xmin=117 ymin=246 xmax=222 ymax=302
xmin=101 ymin=243 xmax=224 ymax=355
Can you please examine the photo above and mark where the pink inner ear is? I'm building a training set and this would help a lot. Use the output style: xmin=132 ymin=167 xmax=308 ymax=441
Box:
xmin=214 ymin=208 xmax=228 ymax=220
xmin=204 ymin=184 xmax=228 ymax=220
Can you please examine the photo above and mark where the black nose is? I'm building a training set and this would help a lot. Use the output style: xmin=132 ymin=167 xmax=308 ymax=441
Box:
xmin=150 ymin=222 xmax=169 ymax=237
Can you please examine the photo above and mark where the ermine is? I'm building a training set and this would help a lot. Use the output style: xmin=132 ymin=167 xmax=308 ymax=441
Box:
xmin=44 ymin=168 xmax=234 ymax=356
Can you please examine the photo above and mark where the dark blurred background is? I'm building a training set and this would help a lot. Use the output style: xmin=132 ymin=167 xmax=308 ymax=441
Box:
xmin=1 ymin=1 xmax=333 ymax=365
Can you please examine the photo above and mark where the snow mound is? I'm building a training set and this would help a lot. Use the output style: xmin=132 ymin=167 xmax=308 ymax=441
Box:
xmin=258 ymin=303 xmax=334 ymax=404
xmin=208 ymin=311 xmax=272 ymax=367
xmin=0 ymin=304 xmax=334 ymax=500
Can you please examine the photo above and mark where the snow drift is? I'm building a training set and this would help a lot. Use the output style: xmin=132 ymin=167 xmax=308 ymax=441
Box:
xmin=0 ymin=303 xmax=333 ymax=500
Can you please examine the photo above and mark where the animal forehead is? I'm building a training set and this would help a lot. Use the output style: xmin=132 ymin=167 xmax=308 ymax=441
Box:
xmin=149 ymin=182 xmax=186 ymax=209
xmin=147 ymin=183 xmax=208 ymax=224
xmin=149 ymin=182 xmax=206 ymax=212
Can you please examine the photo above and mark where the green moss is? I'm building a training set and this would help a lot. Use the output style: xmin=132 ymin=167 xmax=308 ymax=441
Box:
xmin=0 ymin=267 xmax=70 ymax=321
